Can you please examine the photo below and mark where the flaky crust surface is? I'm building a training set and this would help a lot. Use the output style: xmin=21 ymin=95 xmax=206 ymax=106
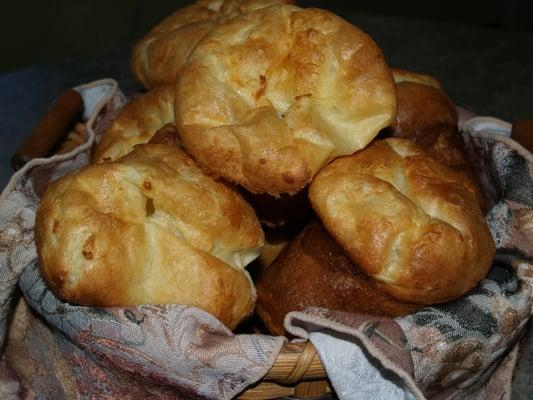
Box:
xmin=176 ymin=5 xmax=397 ymax=194
xmin=131 ymin=0 xmax=294 ymax=88
xmin=92 ymin=85 xmax=176 ymax=163
xmin=309 ymin=138 xmax=495 ymax=304
xmin=36 ymin=144 xmax=264 ymax=329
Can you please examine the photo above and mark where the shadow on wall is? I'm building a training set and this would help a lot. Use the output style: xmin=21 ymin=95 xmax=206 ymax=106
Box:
xmin=0 ymin=0 xmax=531 ymax=73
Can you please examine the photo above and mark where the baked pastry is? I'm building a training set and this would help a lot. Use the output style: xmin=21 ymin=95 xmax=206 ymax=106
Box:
xmin=384 ymin=78 xmax=486 ymax=209
xmin=309 ymin=138 xmax=494 ymax=303
xmin=36 ymin=144 xmax=264 ymax=329
xmin=257 ymin=138 xmax=495 ymax=334
xmin=256 ymin=220 xmax=422 ymax=335
xmin=92 ymin=85 xmax=175 ymax=163
xmin=389 ymin=81 xmax=465 ymax=167
xmin=175 ymin=5 xmax=397 ymax=195
xmin=131 ymin=0 xmax=294 ymax=89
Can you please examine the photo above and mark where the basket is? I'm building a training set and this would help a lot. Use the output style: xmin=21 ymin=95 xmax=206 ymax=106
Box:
xmin=239 ymin=341 xmax=329 ymax=399
xmin=16 ymin=85 xmax=531 ymax=400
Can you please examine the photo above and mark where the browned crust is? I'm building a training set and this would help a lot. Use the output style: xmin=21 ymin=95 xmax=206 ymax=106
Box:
xmin=92 ymin=85 xmax=176 ymax=163
xmin=387 ymin=81 xmax=486 ymax=210
xmin=256 ymin=220 xmax=421 ymax=336
xmin=131 ymin=0 xmax=295 ymax=88
xmin=176 ymin=5 xmax=397 ymax=195
xmin=36 ymin=144 xmax=264 ymax=329
xmin=308 ymin=138 xmax=495 ymax=305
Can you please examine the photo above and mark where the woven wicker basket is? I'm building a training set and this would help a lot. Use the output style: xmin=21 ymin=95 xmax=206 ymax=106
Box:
xmin=30 ymin=87 xmax=533 ymax=400
xmin=239 ymin=341 xmax=330 ymax=399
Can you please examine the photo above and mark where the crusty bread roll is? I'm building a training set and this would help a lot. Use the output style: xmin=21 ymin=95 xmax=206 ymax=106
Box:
xmin=131 ymin=0 xmax=294 ymax=89
xmin=257 ymin=138 xmax=494 ymax=334
xmin=256 ymin=220 xmax=421 ymax=336
xmin=175 ymin=5 xmax=397 ymax=195
xmin=390 ymin=82 xmax=466 ymax=167
xmin=387 ymin=70 xmax=466 ymax=169
xmin=309 ymin=138 xmax=494 ymax=304
xmin=36 ymin=144 xmax=264 ymax=329
xmin=92 ymin=85 xmax=175 ymax=163
xmin=385 ymin=80 xmax=486 ymax=209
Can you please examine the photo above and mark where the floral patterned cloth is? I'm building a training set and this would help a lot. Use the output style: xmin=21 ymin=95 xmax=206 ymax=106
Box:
xmin=0 ymin=80 xmax=531 ymax=399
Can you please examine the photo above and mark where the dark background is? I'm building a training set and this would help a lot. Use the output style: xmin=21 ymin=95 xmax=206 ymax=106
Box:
xmin=1 ymin=0 xmax=532 ymax=74
xmin=0 ymin=3 xmax=532 ymax=399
